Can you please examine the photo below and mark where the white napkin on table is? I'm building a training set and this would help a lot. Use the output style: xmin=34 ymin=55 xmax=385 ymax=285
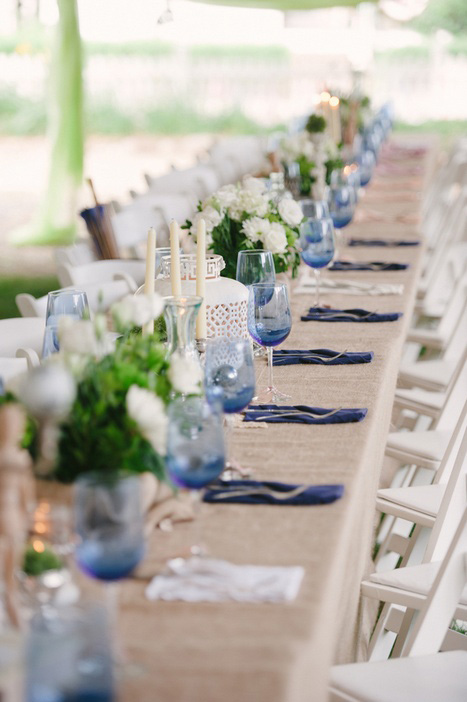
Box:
xmin=145 ymin=557 xmax=304 ymax=603
xmin=294 ymin=271 xmax=404 ymax=297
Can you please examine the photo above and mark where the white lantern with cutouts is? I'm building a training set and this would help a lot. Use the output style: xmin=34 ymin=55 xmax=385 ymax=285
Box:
xmin=153 ymin=254 xmax=249 ymax=340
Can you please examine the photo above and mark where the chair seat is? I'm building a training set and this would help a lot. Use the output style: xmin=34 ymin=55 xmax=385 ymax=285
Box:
xmin=398 ymin=359 xmax=455 ymax=392
xmin=386 ymin=430 xmax=450 ymax=466
xmin=368 ymin=561 xmax=467 ymax=605
xmin=330 ymin=650 xmax=467 ymax=702
xmin=377 ymin=484 xmax=444 ymax=518
xmin=394 ymin=387 xmax=445 ymax=415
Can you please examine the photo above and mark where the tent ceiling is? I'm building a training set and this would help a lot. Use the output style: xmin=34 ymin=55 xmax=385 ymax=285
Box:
xmin=190 ymin=0 xmax=377 ymax=11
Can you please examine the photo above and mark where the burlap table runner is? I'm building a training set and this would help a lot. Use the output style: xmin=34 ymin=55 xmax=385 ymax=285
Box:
xmin=52 ymin=138 xmax=436 ymax=702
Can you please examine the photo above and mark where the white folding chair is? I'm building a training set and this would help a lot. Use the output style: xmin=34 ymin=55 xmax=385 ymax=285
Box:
xmin=0 ymin=318 xmax=44 ymax=366
xmin=16 ymin=278 xmax=136 ymax=318
xmin=329 ymin=509 xmax=467 ymax=701
xmin=0 ymin=357 xmax=28 ymax=386
xmin=56 ymin=260 xmax=146 ymax=289
xmin=364 ymin=420 xmax=467 ymax=658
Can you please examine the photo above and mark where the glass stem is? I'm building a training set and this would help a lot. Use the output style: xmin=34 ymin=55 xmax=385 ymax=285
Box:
xmin=190 ymin=490 xmax=204 ymax=558
xmin=225 ymin=414 xmax=234 ymax=467
xmin=267 ymin=346 xmax=274 ymax=391
xmin=105 ymin=582 xmax=122 ymax=664
xmin=314 ymin=268 xmax=321 ymax=308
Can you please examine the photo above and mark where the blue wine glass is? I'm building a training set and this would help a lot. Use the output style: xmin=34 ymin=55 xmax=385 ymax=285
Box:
xmin=248 ymin=283 xmax=292 ymax=403
xmin=299 ymin=198 xmax=330 ymax=220
xmin=299 ymin=217 xmax=336 ymax=308
xmin=357 ymin=149 xmax=376 ymax=187
xmin=205 ymin=337 xmax=255 ymax=478
xmin=328 ymin=184 xmax=356 ymax=229
xmin=236 ymin=249 xmax=276 ymax=358
xmin=166 ymin=396 xmax=225 ymax=557
xmin=42 ymin=289 xmax=90 ymax=358
xmin=74 ymin=473 xmax=145 ymax=671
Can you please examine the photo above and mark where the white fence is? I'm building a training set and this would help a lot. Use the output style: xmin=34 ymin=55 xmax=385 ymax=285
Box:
xmin=1 ymin=48 xmax=466 ymax=126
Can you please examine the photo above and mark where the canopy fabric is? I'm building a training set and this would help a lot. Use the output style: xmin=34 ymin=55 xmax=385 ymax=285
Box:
xmin=11 ymin=0 xmax=83 ymax=247
xmin=191 ymin=0 xmax=377 ymax=10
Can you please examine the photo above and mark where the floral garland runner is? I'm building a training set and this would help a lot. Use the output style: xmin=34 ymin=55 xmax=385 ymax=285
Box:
xmin=185 ymin=176 xmax=303 ymax=280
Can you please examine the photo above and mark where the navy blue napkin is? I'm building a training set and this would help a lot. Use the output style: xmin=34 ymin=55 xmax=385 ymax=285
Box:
xmin=349 ymin=239 xmax=420 ymax=247
xmin=301 ymin=307 xmax=402 ymax=323
xmin=330 ymin=261 xmax=409 ymax=271
xmin=273 ymin=348 xmax=373 ymax=366
xmin=243 ymin=404 xmax=367 ymax=425
xmin=204 ymin=479 xmax=344 ymax=506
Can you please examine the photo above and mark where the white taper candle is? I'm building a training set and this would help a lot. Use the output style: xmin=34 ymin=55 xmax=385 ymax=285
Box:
xmin=143 ymin=226 xmax=156 ymax=336
xmin=195 ymin=218 xmax=207 ymax=340
xmin=170 ymin=220 xmax=182 ymax=297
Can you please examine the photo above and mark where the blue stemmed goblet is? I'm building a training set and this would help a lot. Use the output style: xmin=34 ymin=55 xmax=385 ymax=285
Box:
xmin=205 ymin=337 xmax=255 ymax=478
xmin=248 ymin=282 xmax=292 ymax=403
xmin=236 ymin=249 xmax=276 ymax=358
xmin=328 ymin=184 xmax=356 ymax=230
xmin=299 ymin=217 xmax=336 ymax=308
xmin=166 ymin=396 xmax=225 ymax=557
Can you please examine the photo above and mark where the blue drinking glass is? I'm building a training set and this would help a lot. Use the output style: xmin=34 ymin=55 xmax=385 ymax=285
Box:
xmin=25 ymin=603 xmax=115 ymax=702
xmin=248 ymin=283 xmax=292 ymax=403
xmin=205 ymin=337 xmax=255 ymax=478
xmin=74 ymin=473 xmax=145 ymax=673
xmin=42 ymin=289 xmax=90 ymax=359
xmin=299 ymin=217 xmax=336 ymax=308
xmin=166 ymin=396 xmax=225 ymax=556
xmin=328 ymin=184 xmax=356 ymax=229
xmin=74 ymin=473 xmax=144 ymax=582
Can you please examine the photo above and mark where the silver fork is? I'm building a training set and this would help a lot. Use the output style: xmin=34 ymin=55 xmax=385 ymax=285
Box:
xmin=208 ymin=484 xmax=310 ymax=501
xmin=274 ymin=349 xmax=348 ymax=362
xmin=244 ymin=407 xmax=343 ymax=421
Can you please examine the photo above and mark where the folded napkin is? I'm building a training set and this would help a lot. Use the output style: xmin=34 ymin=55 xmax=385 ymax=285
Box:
xmin=294 ymin=272 xmax=403 ymax=297
xmin=145 ymin=556 xmax=304 ymax=603
xmin=329 ymin=261 xmax=409 ymax=272
xmin=204 ymin=479 xmax=344 ymax=505
xmin=349 ymin=239 xmax=420 ymax=248
xmin=273 ymin=348 xmax=373 ymax=366
xmin=243 ymin=404 xmax=367 ymax=425
xmin=301 ymin=307 xmax=402 ymax=323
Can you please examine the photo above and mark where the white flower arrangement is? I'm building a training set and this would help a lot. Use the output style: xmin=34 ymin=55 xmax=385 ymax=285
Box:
xmin=186 ymin=176 xmax=302 ymax=278
xmin=126 ymin=385 xmax=168 ymax=456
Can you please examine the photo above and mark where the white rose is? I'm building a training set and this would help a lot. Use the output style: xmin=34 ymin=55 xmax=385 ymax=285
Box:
xmin=168 ymin=353 xmax=203 ymax=396
xmin=126 ymin=385 xmax=168 ymax=456
xmin=112 ymin=294 xmax=164 ymax=330
xmin=58 ymin=317 xmax=99 ymax=355
xmin=278 ymin=199 xmax=303 ymax=228
xmin=241 ymin=216 xmax=270 ymax=243
xmin=262 ymin=222 xmax=288 ymax=254
xmin=242 ymin=176 xmax=267 ymax=195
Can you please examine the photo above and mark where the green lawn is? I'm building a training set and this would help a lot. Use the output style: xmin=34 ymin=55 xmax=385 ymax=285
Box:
xmin=0 ymin=275 xmax=59 ymax=319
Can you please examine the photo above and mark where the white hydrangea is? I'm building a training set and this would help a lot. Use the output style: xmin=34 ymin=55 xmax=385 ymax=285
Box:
xmin=213 ymin=184 xmax=239 ymax=209
xmin=262 ymin=222 xmax=288 ymax=254
xmin=168 ymin=353 xmax=203 ymax=396
xmin=190 ymin=205 xmax=223 ymax=237
xmin=112 ymin=293 xmax=164 ymax=330
xmin=278 ymin=198 xmax=303 ymax=228
xmin=126 ymin=385 xmax=168 ymax=456
xmin=229 ymin=190 xmax=270 ymax=221
xmin=241 ymin=216 xmax=271 ymax=243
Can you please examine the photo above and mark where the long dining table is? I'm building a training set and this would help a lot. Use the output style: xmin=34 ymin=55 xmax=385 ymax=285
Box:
xmin=116 ymin=138 xmax=438 ymax=702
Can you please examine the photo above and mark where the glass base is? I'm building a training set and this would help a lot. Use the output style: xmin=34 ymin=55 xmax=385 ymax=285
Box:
xmin=253 ymin=385 xmax=292 ymax=404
